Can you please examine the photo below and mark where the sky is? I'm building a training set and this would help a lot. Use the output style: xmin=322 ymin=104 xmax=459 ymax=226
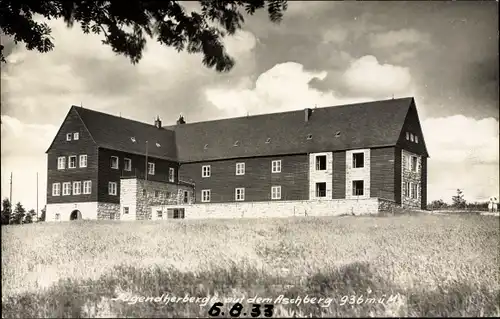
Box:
xmin=1 ymin=1 xmax=498 ymax=211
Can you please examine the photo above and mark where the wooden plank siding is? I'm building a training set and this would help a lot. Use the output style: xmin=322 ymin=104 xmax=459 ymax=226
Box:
xmin=97 ymin=148 xmax=180 ymax=203
xmin=46 ymin=108 xmax=98 ymax=204
xmin=332 ymin=151 xmax=346 ymax=199
xmin=178 ymin=155 xmax=309 ymax=203
xmin=370 ymin=147 xmax=397 ymax=202
xmin=396 ymin=100 xmax=428 ymax=157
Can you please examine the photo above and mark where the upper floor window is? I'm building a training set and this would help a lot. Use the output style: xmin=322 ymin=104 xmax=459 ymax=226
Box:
xmin=73 ymin=132 xmax=79 ymax=140
xmin=352 ymin=180 xmax=364 ymax=196
xmin=406 ymin=132 xmax=410 ymax=140
xmin=415 ymin=135 xmax=419 ymax=143
xmin=410 ymin=133 xmax=414 ymax=142
xmin=124 ymin=158 xmax=132 ymax=171
xmin=62 ymin=182 xmax=71 ymax=196
xmin=271 ymin=186 xmax=281 ymax=200
xmin=202 ymin=165 xmax=211 ymax=178
xmin=57 ymin=156 xmax=66 ymax=170
xmin=83 ymin=180 xmax=92 ymax=194
xmin=79 ymin=155 xmax=87 ymax=168
xmin=148 ymin=162 xmax=155 ymax=175
xmin=108 ymin=182 xmax=117 ymax=195
xmin=169 ymin=167 xmax=175 ymax=182
xmin=73 ymin=181 xmax=81 ymax=195
xmin=411 ymin=156 xmax=418 ymax=172
xmin=123 ymin=207 xmax=129 ymax=214
xmin=315 ymin=155 xmax=326 ymax=171
xmin=68 ymin=156 xmax=77 ymax=169
xmin=235 ymin=188 xmax=245 ymax=201
xmin=52 ymin=183 xmax=61 ymax=196
xmin=272 ymin=160 xmax=281 ymax=173
xmin=110 ymin=156 xmax=119 ymax=169
xmin=353 ymin=152 xmax=364 ymax=168
xmin=236 ymin=163 xmax=245 ymax=175
xmin=66 ymin=133 xmax=72 ymax=141
xmin=201 ymin=189 xmax=211 ymax=203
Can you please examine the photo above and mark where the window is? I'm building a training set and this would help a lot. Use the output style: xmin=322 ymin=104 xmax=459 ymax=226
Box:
xmin=165 ymin=191 xmax=171 ymax=198
xmin=68 ymin=156 xmax=77 ymax=168
xmin=404 ymin=182 xmax=410 ymax=197
xmin=157 ymin=210 xmax=163 ymax=218
xmin=174 ymin=208 xmax=185 ymax=219
xmin=411 ymin=183 xmax=419 ymax=199
xmin=66 ymin=133 xmax=72 ymax=141
xmin=406 ymin=132 xmax=410 ymax=140
xmin=272 ymin=160 xmax=281 ymax=173
xmin=202 ymin=165 xmax=211 ymax=178
xmin=168 ymin=167 xmax=174 ymax=182
xmin=415 ymin=135 xmax=419 ymax=143
xmin=62 ymin=182 xmax=71 ymax=196
xmin=57 ymin=157 xmax=66 ymax=170
xmin=79 ymin=155 xmax=87 ymax=168
xmin=201 ymin=190 xmax=211 ymax=203
xmin=183 ymin=191 xmax=189 ymax=204
xmin=123 ymin=207 xmax=129 ymax=214
xmin=410 ymin=133 xmax=414 ymax=142
xmin=352 ymin=180 xmax=364 ymax=196
xmin=154 ymin=190 xmax=159 ymax=198
xmin=353 ymin=152 xmax=364 ymax=168
xmin=52 ymin=183 xmax=61 ymax=196
xmin=108 ymin=182 xmax=117 ymax=195
xmin=411 ymin=156 xmax=418 ymax=172
xmin=110 ymin=156 xmax=119 ymax=169
xmin=73 ymin=132 xmax=79 ymax=140
xmin=83 ymin=181 xmax=92 ymax=194
xmin=236 ymin=163 xmax=245 ymax=175
xmin=316 ymin=183 xmax=326 ymax=197
xmin=271 ymin=186 xmax=281 ymax=200
xmin=55 ymin=213 xmax=60 ymax=220
xmin=235 ymin=188 xmax=245 ymax=201
xmin=73 ymin=181 xmax=81 ymax=195
xmin=148 ymin=162 xmax=155 ymax=175
xmin=142 ymin=189 xmax=147 ymax=196
xmin=315 ymin=155 xmax=327 ymax=171
xmin=124 ymin=158 xmax=131 ymax=171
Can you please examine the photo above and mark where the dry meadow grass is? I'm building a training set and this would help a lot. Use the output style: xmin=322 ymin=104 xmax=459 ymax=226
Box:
xmin=2 ymin=214 xmax=499 ymax=317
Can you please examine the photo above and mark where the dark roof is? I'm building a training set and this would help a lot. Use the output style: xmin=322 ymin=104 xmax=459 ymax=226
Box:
xmin=170 ymin=97 xmax=415 ymax=162
xmin=74 ymin=106 xmax=178 ymax=161
xmin=49 ymin=97 xmax=420 ymax=163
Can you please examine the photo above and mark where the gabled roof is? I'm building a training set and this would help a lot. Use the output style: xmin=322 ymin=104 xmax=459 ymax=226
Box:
xmin=48 ymin=97 xmax=422 ymax=163
xmin=74 ymin=106 xmax=177 ymax=161
xmin=170 ymin=97 xmax=416 ymax=162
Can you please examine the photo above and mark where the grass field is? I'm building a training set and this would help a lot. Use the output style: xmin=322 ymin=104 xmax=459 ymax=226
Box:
xmin=2 ymin=214 xmax=499 ymax=318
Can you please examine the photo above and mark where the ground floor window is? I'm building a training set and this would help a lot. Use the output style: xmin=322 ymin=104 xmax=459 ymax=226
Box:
xmin=316 ymin=182 xmax=326 ymax=197
xmin=352 ymin=180 xmax=364 ymax=196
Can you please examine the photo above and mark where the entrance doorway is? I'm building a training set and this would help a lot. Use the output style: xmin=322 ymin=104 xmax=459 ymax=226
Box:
xmin=70 ymin=210 xmax=82 ymax=220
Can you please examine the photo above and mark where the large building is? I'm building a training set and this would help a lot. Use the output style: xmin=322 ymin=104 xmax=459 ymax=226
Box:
xmin=45 ymin=97 xmax=429 ymax=221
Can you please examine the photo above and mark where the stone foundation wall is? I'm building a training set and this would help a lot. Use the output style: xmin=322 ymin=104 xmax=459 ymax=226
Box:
xmin=135 ymin=179 xmax=194 ymax=220
xmin=377 ymin=198 xmax=400 ymax=214
xmin=152 ymin=198 xmax=382 ymax=220
xmin=97 ymin=203 xmax=121 ymax=220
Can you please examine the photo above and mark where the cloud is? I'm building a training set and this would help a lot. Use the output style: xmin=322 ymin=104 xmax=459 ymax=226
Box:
xmin=224 ymin=30 xmax=258 ymax=56
xmin=422 ymin=115 xmax=499 ymax=202
xmin=1 ymin=115 xmax=56 ymax=210
xmin=342 ymin=55 xmax=413 ymax=97
xmin=369 ymin=28 xmax=431 ymax=49
xmin=322 ymin=29 xmax=348 ymax=44
xmin=205 ymin=62 xmax=374 ymax=117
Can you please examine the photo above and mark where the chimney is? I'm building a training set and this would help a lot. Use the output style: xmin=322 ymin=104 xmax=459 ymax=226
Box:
xmin=176 ymin=114 xmax=186 ymax=125
xmin=304 ymin=108 xmax=312 ymax=122
xmin=154 ymin=115 xmax=162 ymax=128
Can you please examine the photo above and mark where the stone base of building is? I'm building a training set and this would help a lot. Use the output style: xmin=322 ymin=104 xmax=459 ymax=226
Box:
xmin=97 ymin=203 xmax=121 ymax=220
xmin=151 ymin=198 xmax=401 ymax=220
xmin=45 ymin=202 xmax=98 ymax=221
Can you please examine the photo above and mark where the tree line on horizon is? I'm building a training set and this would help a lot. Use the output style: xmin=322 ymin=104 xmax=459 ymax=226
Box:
xmin=1 ymin=198 xmax=45 ymax=225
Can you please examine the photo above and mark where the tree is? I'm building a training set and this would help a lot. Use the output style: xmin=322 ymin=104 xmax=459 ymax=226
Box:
xmin=452 ymin=189 xmax=466 ymax=209
xmin=1 ymin=198 xmax=12 ymax=225
xmin=39 ymin=205 xmax=46 ymax=222
xmin=11 ymin=202 xmax=26 ymax=224
xmin=428 ymin=199 xmax=447 ymax=210
xmin=24 ymin=209 xmax=36 ymax=224
xmin=0 ymin=0 xmax=288 ymax=72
